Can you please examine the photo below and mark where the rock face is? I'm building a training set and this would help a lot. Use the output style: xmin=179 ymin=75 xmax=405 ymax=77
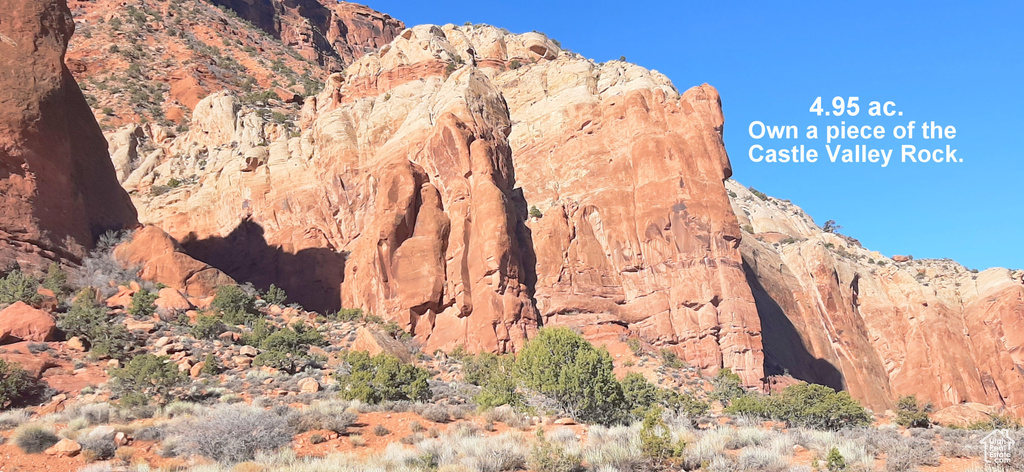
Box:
xmin=208 ymin=0 xmax=404 ymax=70
xmin=730 ymin=180 xmax=1024 ymax=415
xmin=116 ymin=25 xmax=763 ymax=383
xmin=0 ymin=0 xmax=137 ymax=269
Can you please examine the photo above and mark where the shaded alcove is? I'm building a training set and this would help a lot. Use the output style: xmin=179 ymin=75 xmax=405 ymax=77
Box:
xmin=743 ymin=259 xmax=846 ymax=392
xmin=179 ymin=218 xmax=345 ymax=313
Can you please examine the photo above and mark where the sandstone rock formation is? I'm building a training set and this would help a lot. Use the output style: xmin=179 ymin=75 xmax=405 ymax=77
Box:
xmin=730 ymin=180 xmax=1024 ymax=415
xmin=207 ymin=0 xmax=403 ymax=70
xmin=113 ymin=25 xmax=763 ymax=384
xmin=113 ymin=225 xmax=235 ymax=297
xmin=0 ymin=0 xmax=137 ymax=270
xmin=0 ymin=302 xmax=57 ymax=344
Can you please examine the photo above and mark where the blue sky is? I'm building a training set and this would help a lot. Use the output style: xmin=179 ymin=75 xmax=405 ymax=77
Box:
xmin=381 ymin=1 xmax=1024 ymax=270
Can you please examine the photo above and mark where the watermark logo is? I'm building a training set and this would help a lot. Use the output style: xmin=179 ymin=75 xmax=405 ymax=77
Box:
xmin=981 ymin=429 xmax=1015 ymax=465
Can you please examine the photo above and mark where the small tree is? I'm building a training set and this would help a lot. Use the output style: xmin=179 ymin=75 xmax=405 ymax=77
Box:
xmin=822 ymin=219 xmax=842 ymax=234
xmin=128 ymin=289 xmax=158 ymax=319
xmin=0 ymin=359 xmax=33 ymax=410
xmin=826 ymin=446 xmax=846 ymax=471
xmin=514 ymin=327 xmax=624 ymax=425
xmin=895 ymin=394 xmax=932 ymax=428
xmin=58 ymin=289 xmax=136 ymax=360
xmin=0 ymin=270 xmax=41 ymax=306
xmin=263 ymin=284 xmax=287 ymax=305
xmin=709 ymin=368 xmax=745 ymax=406
xmin=109 ymin=354 xmax=185 ymax=405
xmin=211 ymin=285 xmax=259 ymax=325
xmin=335 ymin=351 xmax=431 ymax=404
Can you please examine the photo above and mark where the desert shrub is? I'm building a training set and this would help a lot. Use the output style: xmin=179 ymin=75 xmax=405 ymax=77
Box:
xmin=291 ymin=401 xmax=357 ymax=434
xmin=737 ymin=445 xmax=789 ymax=472
xmin=663 ymin=390 xmax=711 ymax=422
xmin=529 ymin=205 xmax=544 ymax=219
xmin=639 ymin=407 xmax=685 ymax=466
xmin=514 ymin=327 xmax=624 ymax=425
xmin=883 ymin=436 xmax=940 ymax=471
xmin=331 ymin=308 xmax=364 ymax=322
xmin=373 ymin=424 xmax=390 ymax=436
xmin=895 ymin=395 xmax=932 ymax=428
xmin=175 ymin=404 xmax=292 ymax=463
xmin=0 ymin=409 xmax=30 ymax=429
xmin=464 ymin=352 xmax=522 ymax=409
xmin=620 ymin=372 xmax=662 ymax=421
xmin=530 ymin=429 xmax=583 ymax=472
xmin=80 ymin=434 xmax=117 ymax=460
xmin=769 ymin=384 xmax=871 ymax=430
xmin=0 ymin=269 xmax=41 ymax=306
xmin=108 ymin=354 xmax=185 ymax=405
xmin=0 ymin=360 xmax=33 ymax=410
xmin=75 ymin=231 xmax=138 ymax=296
xmin=200 ymin=353 xmax=222 ymax=376
xmin=14 ymin=424 xmax=58 ymax=453
xmin=134 ymin=425 xmax=166 ymax=441
xmin=659 ymin=349 xmax=686 ymax=368
xmin=190 ymin=315 xmax=226 ymax=339
xmin=58 ymin=288 xmax=136 ymax=359
xmin=420 ymin=404 xmax=450 ymax=423
xmin=728 ymin=384 xmax=870 ymax=431
xmin=263 ymin=284 xmax=287 ymax=305
xmin=709 ymin=368 xmax=745 ymax=406
xmin=967 ymin=413 xmax=1021 ymax=430
xmin=825 ymin=446 xmax=847 ymax=471
xmin=250 ymin=322 xmax=326 ymax=373
xmin=335 ymin=351 xmax=431 ymax=404
xmin=128 ymin=289 xmax=158 ymax=319
xmin=210 ymin=285 xmax=259 ymax=325
xmin=41 ymin=263 xmax=68 ymax=295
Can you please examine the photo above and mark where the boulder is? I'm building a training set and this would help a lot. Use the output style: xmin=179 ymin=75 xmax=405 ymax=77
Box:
xmin=114 ymin=225 xmax=235 ymax=297
xmin=350 ymin=327 xmax=411 ymax=363
xmin=155 ymin=287 xmax=192 ymax=312
xmin=45 ymin=438 xmax=81 ymax=457
xmin=0 ymin=302 xmax=56 ymax=344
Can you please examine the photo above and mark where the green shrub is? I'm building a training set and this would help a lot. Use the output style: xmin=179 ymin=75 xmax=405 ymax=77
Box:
xmin=249 ymin=322 xmax=326 ymax=373
xmin=709 ymin=367 xmax=745 ymax=406
xmin=200 ymin=353 xmax=222 ymax=376
xmin=335 ymin=351 xmax=431 ymax=404
xmin=726 ymin=383 xmax=871 ymax=431
xmin=0 ymin=360 xmax=33 ymax=410
xmin=210 ymin=285 xmax=259 ymax=325
xmin=41 ymin=263 xmax=68 ymax=295
xmin=529 ymin=205 xmax=543 ymax=219
xmin=331 ymin=307 xmax=364 ymax=322
xmin=58 ymin=289 xmax=136 ymax=360
xmin=467 ymin=353 xmax=522 ymax=409
xmin=14 ymin=425 xmax=58 ymax=453
xmin=530 ymin=429 xmax=583 ymax=472
xmin=826 ymin=446 xmax=846 ymax=471
xmin=263 ymin=284 xmax=287 ymax=305
xmin=190 ymin=315 xmax=226 ymax=340
xmin=620 ymin=372 xmax=661 ymax=421
xmin=638 ymin=407 xmax=684 ymax=465
xmin=895 ymin=395 xmax=932 ymax=428
xmin=0 ymin=270 xmax=41 ymax=306
xmin=109 ymin=354 xmax=185 ymax=405
xmin=128 ymin=289 xmax=158 ymax=319
xmin=626 ymin=337 xmax=642 ymax=356
xmin=967 ymin=413 xmax=1021 ymax=430
xmin=659 ymin=349 xmax=686 ymax=368
xmin=514 ymin=327 xmax=624 ymax=425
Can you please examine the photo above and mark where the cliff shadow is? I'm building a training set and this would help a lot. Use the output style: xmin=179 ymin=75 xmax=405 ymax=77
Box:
xmin=743 ymin=259 xmax=846 ymax=392
xmin=179 ymin=218 xmax=345 ymax=313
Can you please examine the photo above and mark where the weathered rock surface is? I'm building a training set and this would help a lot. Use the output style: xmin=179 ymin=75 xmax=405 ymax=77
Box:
xmin=0 ymin=302 xmax=57 ymax=344
xmin=208 ymin=0 xmax=403 ymax=70
xmin=0 ymin=0 xmax=137 ymax=269
xmin=113 ymin=225 xmax=235 ymax=297
xmin=730 ymin=180 xmax=1024 ymax=415
xmin=111 ymin=25 xmax=762 ymax=381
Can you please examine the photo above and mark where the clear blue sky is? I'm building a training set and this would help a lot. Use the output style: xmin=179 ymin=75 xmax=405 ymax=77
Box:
xmin=380 ymin=1 xmax=1023 ymax=270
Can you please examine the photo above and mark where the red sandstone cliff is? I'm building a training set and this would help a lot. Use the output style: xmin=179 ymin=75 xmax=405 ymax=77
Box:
xmin=0 ymin=0 xmax=137 ymax=269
